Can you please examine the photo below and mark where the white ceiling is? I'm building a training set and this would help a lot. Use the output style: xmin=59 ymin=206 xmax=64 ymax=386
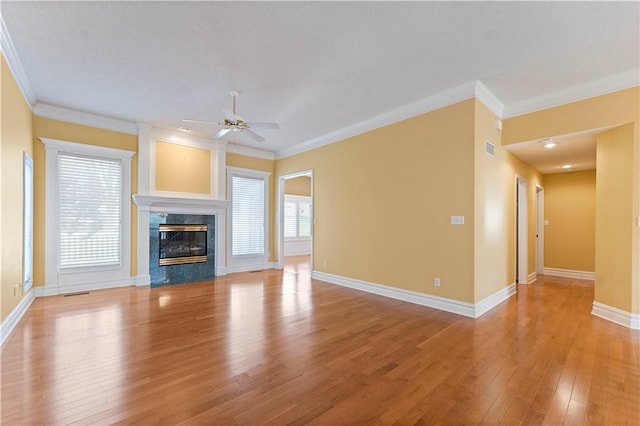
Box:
xmin=504 ymin=129 xmax=603 ymax=175
xmin=2 ymin=1 xmax=639 ymax=167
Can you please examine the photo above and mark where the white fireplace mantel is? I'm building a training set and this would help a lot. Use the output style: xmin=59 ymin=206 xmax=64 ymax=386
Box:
xmin=132 ymin=194 xmax=230 ymax=285
xmin=132 ymin=194 xmax=230 ymax=213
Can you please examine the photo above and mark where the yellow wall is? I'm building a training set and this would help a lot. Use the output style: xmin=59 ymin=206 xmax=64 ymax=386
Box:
xmin=503 ymin=87 xmax=639 ymax=314
xmin=543 ymin=170 xmax=596 ymax=272
xmin=277 ymin=100 xmax=477 ymax=302
xmin=1 ymin=54 xmax=33 ymax=322
xmin=473 ymin=100 xmax=542 ymax=301
xmin=226 ymin=153 xmax=276 ymax=262
xmin=284 ymin=176 xmax=311 ymax=196
xmin=596 ymin=124 xmax=635 ymax=312
xmin=503 ymin=88 xmax=639 ymax=147
xmin=32 ymin=117 xmax=139 ymax=285
xmin=154 ymin=141 xmax=211 ymax=194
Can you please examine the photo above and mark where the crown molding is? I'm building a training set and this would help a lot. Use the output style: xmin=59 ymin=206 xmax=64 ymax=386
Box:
xmin=227 ymin=142 xmax=275 ymax=160
xmin=0 ymin=15 xmax=36 ymax=107
xmin=276 ymin=80 xmax=477 ymax=159
xmin=475 ymin=80 xmax=504 ymax=118
xmin=504 ymin=68 xmax=640 ymax=118
xmin=33 ymin=103 xmax=138 ymax=135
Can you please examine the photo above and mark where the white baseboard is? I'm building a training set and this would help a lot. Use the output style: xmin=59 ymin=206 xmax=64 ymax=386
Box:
xmin=223 ymin=262 xmax=277 ymax=275
xmin=311 ymin=271 xmax=515 ymax=318
xmin=528 ymin=272 xmax=537 ymax=284
xmin=543 ymin=268 xmax=595 ymax=281
xmin=592 ymin=302 xmax=640 ymax=330
xmin=35 ymin=277 xmax=135 ymax=296
xmin=475 ymin=283 xmax=517 ymax=317
xmin=1 ymin=289 xmax=35 ymax=346
xmin=135 ymin=275 xmax=151 ymax=286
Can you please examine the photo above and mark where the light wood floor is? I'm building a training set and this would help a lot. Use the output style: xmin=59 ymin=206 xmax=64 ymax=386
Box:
xmin=2 ymin=256 xmax=639 ymax=425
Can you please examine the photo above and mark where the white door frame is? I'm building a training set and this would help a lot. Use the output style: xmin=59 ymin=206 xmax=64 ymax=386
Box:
xmin=535 ymin=185 xmax=544 ymax=276
xmin=516 ymin=176 xmax=528 ymax=285
xmin=276 ymin=170 xmax=313 ymax=269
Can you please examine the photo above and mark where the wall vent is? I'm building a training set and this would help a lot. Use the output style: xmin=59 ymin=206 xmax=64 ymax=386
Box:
xmin=485 ymin=141 xmax=495 ymax=156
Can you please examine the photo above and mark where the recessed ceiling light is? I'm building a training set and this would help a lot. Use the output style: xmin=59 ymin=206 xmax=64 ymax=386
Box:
xmin=179 ymin=126 xmax=192 ymax=133
xmin=542 ymin=139 xmax=557 ymax=149
xmin=561 ymin=164 xmax=572 ymax=170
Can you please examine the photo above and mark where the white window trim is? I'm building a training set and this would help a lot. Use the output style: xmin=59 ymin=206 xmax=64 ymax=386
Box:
xmin=226 ymin=166 xmax=270 ymax=272
xmin=284 ymin=194 xmax=312 ymax=241
xmin=40 ymin=137 xmax=135 ymax=294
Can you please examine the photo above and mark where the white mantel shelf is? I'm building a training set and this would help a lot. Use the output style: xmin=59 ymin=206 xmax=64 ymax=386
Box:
xmin=132 ymin=194 xmax=230 ymax=213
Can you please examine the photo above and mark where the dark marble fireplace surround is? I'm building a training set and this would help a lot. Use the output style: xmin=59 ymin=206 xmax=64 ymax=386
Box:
xmin=149 ymin=213 xmax=215 ymax=287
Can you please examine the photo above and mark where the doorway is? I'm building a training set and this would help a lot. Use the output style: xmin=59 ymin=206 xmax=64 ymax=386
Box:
xmin=516 ymin=177 xmax=528 ymax=284
xmin=277 ymin=170 xmax=313 ymax=270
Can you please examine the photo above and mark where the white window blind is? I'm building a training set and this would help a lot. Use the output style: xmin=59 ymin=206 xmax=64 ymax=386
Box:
xmin=58 ymin=153 xmax=122 ymax=269
xmin=298 ymin=202 xmax=311 ymax=237
xmin=232 ymin=175 xmax=265 ymax=256
xmin=284 ymin=195 xmax=312 ymax=239
xmin=23 ymin=154 xmax=33 ymax=291
xmin=284 ymin=202 xmax=297 ymax=238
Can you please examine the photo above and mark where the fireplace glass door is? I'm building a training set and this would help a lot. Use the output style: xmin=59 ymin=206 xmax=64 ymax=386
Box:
xmin=159 ymin=224 xmax=207 ymax=266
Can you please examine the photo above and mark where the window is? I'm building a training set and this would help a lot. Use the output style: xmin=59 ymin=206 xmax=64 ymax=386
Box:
xmin=284 ymin=195 xmax=312 ymax=239
xmin=23 ymin=153 xmax=33 ymax=292
xmin=41 ymin=138 xmax=134 ymax=290
xmin=58 ymin=153 xmax=122 ymax=269
xmin=228 ymin=167 xmax=270 ymax=258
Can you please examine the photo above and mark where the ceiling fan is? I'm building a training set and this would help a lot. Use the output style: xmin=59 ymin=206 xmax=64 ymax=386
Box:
xmin=183 ymin=90 xmax=279 ymax=142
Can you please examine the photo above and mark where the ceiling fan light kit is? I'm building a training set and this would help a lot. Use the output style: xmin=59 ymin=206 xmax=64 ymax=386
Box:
xmin=184 ymin=90 xmax=279 ymax=143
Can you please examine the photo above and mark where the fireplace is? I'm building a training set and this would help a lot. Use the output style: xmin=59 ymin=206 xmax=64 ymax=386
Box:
xmin=159 ymin=224 xmax=207 ymax=266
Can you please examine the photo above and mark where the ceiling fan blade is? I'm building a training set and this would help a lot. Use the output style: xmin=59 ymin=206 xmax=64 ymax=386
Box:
xmin=222 ymin=107 xmax=236 ymax=121
xmin=183 ymin=118 xmax=216 ymax=124
xmin=213 ymin=128 xmax=231 ymax=139
xmin=247 ymin=122 xmax=279 ymax=130
xmin=244 ymin=129 xmax=265 ymax=143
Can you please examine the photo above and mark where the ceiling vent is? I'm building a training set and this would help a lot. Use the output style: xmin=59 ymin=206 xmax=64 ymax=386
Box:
xmin=485 ymin=141 xmax=496 ymax=157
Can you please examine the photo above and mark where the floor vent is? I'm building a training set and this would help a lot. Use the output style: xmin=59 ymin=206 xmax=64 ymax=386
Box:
xmin=485 ymin=141 xmax=496 ymax=156
xmin=63 ymin=292 xmax=90 ymax=297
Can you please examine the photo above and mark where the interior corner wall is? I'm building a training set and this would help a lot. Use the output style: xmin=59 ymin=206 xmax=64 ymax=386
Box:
xmin=32 ymin=117 xmax=139 ymax=285
xmin=543 ymin=170 xmax=596 ymax=273
xmin=1 ymin=53 xmax=33 ymax=323
xmin=276 ymin=99 xmax=476 ymax=303
xmin=226 ymin=152 xmax=276 ymax=262
xmin=473 ymin=99 xmax=543 ymax=301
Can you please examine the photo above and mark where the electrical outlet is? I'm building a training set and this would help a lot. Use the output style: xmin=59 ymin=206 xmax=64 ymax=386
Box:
xmin=323 ymin=259 xmax=328 ymax=267
xmin=450 ymin=216 xmax=464 ymax=225
xmin=434 ymin=277 xmax=441 ymax=287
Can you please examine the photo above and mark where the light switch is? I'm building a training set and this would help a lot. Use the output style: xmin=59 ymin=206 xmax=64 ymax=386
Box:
xmin=450 ymin=216 xmax=464 ymax=225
